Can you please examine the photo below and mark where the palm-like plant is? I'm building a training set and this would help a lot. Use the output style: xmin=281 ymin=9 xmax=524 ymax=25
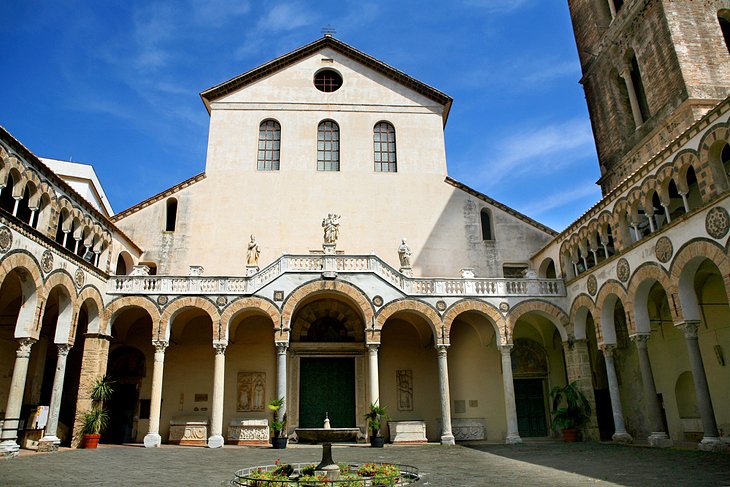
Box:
xmin=81 ymin=375 xmax=113 ymax=435
xmin=267 ymin=397 xmax=287 ymax=438
xmin=364 ymin=403 xmax=389 ymax=437
xmin=550 ymin=380 xmax=591 ymax=431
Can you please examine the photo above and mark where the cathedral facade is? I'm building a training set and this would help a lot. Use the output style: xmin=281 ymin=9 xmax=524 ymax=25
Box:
xmin=1 ymin=0 xmax=729 ymax=456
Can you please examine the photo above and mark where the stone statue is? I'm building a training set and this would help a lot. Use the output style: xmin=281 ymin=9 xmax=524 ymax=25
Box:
xmin=322 ymin=214 xmax=341 ymax=244
xmin=246 ymin=235 xmax=260 ymax=266
xmin=398 ymin=238 xmax=412 ymax=268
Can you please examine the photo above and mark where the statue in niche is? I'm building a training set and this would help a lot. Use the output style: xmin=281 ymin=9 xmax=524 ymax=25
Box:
xmin=246 ymin=235 xmax=260 ymax=266
xmin=322 ymin=214 xmax=341 ymax=244
xmin=398 ymin=238 xmax=412 ymax=268
xmin=237 ymin=372 xmax=266 ymax=412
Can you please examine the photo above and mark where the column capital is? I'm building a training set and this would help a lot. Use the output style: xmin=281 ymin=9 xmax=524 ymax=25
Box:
xmin=435 ymin=343 xmax=449 ymax=357
xmin=674 ymin=320 xmax=700 ymax=339
xmin=152 ymin=340 xmax=169 ymax=353
xmin=56 ymin=343 xmax=72 ymax=356
xmin=213 ymin=342 xmax=227 ymax=355
xmin=366 ymin=343 xmax=380 ymax=353
xmin=17 ymin=337 xmax=37 ymax=358
xmin=275 ymin=341 xmax=289 ymax=354
xmin=619 ymin=64 xmax=632 ymax=79
xmin=499 ymin=344 xmax=514 ymax=354
xmin=600 ymin=343 xmax=616 ymax=357
xmin=630 ymin=333 xmax=650 ymax=348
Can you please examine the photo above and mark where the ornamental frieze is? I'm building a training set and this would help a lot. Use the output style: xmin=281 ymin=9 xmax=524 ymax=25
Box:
xmin=587 ymin=275 xmax=598 ymax=296
xmin=616 ymin=258 xmax=630 ymax=283
xmin=705 ymin=206 xmax=730 ymax=239
xmin=0 ymin=226 xmax=12 ymax=252
xmin=654 ymin=237 xmax=673 ymax=264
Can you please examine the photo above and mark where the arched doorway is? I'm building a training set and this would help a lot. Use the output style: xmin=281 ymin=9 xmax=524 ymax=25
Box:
xmin=106 ymin=346 xmax=146 ymax=443
xmin=511 ymin=338 xmax=550 ymax=437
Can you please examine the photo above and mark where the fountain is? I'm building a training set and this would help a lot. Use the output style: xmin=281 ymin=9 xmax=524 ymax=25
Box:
xmin=293 ymin=412 xmax=362 ymax=444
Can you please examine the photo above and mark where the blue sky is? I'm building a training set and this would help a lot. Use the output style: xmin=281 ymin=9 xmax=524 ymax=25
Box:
xmin=0 ymin=0 xmax=602 ymax=231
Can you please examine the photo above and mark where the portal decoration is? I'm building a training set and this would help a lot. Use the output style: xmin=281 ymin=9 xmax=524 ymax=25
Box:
xmin=237 ymin=372 xmax=266 ymax=412
xmin=396 ymin=369 xmax=413 ymax=411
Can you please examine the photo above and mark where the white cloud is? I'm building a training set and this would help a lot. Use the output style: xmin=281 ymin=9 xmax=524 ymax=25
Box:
xmin=462 ymin=0 xmax=532 ymax=14
xmin=518 ymin=181 xmax=601 ymax=217
xmin=256 ymin=2 xmax=316 ymax=32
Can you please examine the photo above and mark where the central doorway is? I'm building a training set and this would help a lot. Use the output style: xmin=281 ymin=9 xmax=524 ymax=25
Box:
xmin=515 ymin=378 xmax=548 ymax=437
xmin=299 ymin=357 xmax=355 ymax=428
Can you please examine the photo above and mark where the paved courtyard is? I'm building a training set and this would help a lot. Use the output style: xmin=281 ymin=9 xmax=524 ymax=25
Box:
xmin=2 ymin=441 xmax=729 ymax=486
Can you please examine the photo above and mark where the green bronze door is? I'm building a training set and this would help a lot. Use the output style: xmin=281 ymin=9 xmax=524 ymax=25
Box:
xmin=299 ymin=357 xmax=355 ymax=428
xmin=515 ymin=378 xmax=548 ymax=437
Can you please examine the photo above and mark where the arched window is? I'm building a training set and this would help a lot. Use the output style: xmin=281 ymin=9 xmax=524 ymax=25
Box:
xmin=629 ymin=53 xmax=650 ymax=123
xmin=0 ymin=174 xmax=16 ymax=214
xmin=257 ymin=120 xmax=281 ymax=171
xmin=374 ymin=122 xmax=396 ymax=172
xmin=317 ymin=120 xmax=340 ymax=171
xmin=480 ymin=208 xmax=494 ymax=240
xmin=719 ymin=10 xmax=730 ymax=54
xmin=165 ymin=198 xmax=178 ymax=232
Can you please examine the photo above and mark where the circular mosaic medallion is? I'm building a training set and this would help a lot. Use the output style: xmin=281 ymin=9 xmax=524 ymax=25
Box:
xmin=435 ymin=300 xmax=446 ymax=312
xmin=0 ymin=226 xmax=12 ymax=252
xmin=372 ymin=295 xmax=384 ymax=307
xmin=157 ymin=295 xmax=169 ymax=305
xmin=587 ymin=275 xmax=597 ymax=296
xmin=216 ymin=296 xmax=227 ymax=307
xmin=41 ymin=250 xmax=54 ymax=273
xmin=616 ymin=258 xmax=630 ymax=283
xmin=74 ymin=268 xmax=85 ymax=288
xmin=499 ymin=302 xmax=510 ymax=312
xmin=654 ymin=236 xmax=673 ymax=263
xmin=705 ymin=206 xmax=730 ymax=239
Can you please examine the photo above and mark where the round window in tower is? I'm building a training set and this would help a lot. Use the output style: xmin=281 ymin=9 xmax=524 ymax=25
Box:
xmin=314 ymin=69 xmax=343 ymax=92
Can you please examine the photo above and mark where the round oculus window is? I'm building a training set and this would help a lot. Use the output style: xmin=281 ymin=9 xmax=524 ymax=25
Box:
xmin=314 ymin=69 xmax=343 ymax=92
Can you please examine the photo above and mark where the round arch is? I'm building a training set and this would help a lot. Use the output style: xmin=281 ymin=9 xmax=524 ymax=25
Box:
xmin=75 ymin=286 xmax=105 ymax=335
xmin=281 ymin=279 xmax=374 ymax=331
xmin=221 ymin=296 xmax=281 ymax=342
xmin=0 ymin=251 xmax=45 ymax=337
xmin=41 ymin=270 xmax=78 ymax=343
xmin=595 ymin=280 xmax=629 ymax=344
xmin=103 ymin=296 xmax=160 ymax=336
xmin=569 ymin=294 xmax=597 ymax=341
xmin=627 ymin=262 xmax=677 ymax=334
xmin=442 ymin=299 xmax=505 ymax=345
xmin=159 ymin=296 xmax=221 ymax=342
xmin=506 ymin=299 xmax=569 ymax=342
xmin=374 ymin=299 xmax=442 ymax=344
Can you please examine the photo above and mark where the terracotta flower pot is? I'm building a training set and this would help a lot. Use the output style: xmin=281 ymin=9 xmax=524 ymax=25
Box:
xmin=82 ymin=433 xmax=101 ymax=449
xmin=562 ymin=428 xmax=579 ymax=442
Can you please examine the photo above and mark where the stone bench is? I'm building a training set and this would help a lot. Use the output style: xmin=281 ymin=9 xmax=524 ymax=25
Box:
xmin=452 ymin=418 xmax=487 ymax=441
xmin=168 ymin=416 xmax=208 ymax=446
xmin=388 ymin=420 xmax=427 ymax=444
xmin=227 ymin=419 xmax=270 ymax=445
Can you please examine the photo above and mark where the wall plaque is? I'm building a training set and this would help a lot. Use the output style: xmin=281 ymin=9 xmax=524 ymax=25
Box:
xmin=237 ymin=372 xmax=266 ymax=412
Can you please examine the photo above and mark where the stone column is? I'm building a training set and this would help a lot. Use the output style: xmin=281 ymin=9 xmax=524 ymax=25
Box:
xmin=662 ymin=204 xmax=671 ymax=224
xmin=367 ymin=343 xmax=380 ymax=406
xmin=275 ymin=342 xmax=288 ymax=423
xmin=500 ymin=345 xmax=522 ymax=444
xmin=676 ymin=321 xmax=722 ymax=451
xmin=144 ymin=340 xmax=168 ymax=448
xmin=38 ymin=343 xmax=73 ymax=452
xmin=600 ymin=345 xmax=632 ymax=443
xmin=436 ymin=344 xmax=455 ymax=445
xmin=0 ymin=338 xmax=36 ymax=456
xmin=607 ymin=0 xmax=617 ymax=18
xmin=679 ymin=192 xmax=690 ymax=213
xmin=631 ymin=334 xmax=672 ymax=447
xmin=207 ymin=342 xmax=227 ymax=448
xmin=620 ymin=67 xmax=644 ymax=128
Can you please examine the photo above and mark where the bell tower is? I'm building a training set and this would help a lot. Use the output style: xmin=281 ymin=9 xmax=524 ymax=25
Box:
xmin=568 ymin=0 xmax=730 ymax=194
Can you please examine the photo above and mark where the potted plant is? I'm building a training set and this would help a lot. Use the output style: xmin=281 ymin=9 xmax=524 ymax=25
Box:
xmin=267 ymin=397 xmax=288 ymax=449
xmin=550 ymin=380 xmax=591 ymax=442
xmin=364 ymin=403 xmax=389 ymax=448
xmin=80 ymin=375 xmax=113 ymax=448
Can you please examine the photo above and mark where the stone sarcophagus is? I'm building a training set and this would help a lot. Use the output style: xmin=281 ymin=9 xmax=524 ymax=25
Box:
xmin=451 ymin=418 xmax=487 ymax=441
xmin=227 ymin=419 xmax=270 ymax=445
xmin=388 ymin=420 xmax=427 ymax=444
xmin=168 ymin=416 xmax=209 ymax=446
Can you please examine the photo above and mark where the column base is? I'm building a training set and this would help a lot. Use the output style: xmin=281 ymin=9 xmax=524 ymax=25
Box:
xmin=207 ymin=435 xmax=225 ymax=448
xmin=611 ymin=432 xmax=633 ymax=443
xmin=37 ymin=436 xmax=61 ymax=452
xmin=144 ymin=433 xmax=162 ymax=448
xmin=505 ymin=434 xmax=522 ymax=445
xmin=440 ymin=434 xmax=455 ymax=446
xmin=0 ymin=439 xmax=20 ymax=458
xmin=648 ymin=432 xmax=673 ymax=448
xmin=699 ymin=437 xmax=727 ymax=452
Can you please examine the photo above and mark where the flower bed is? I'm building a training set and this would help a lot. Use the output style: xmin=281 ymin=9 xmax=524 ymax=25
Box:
xmin=232 ymin=462 xmax=419 ymax=486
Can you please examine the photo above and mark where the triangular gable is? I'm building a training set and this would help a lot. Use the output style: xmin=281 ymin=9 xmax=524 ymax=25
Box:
xmin=200 ymin=35 xmax=453 ymax=125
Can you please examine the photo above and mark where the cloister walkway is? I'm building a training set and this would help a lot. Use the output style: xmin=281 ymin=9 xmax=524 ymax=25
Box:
xmin=4 ymin=441 xmax=729 ymax=486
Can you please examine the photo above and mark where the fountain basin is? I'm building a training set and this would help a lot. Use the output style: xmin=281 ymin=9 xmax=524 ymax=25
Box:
xmin=295 ymin=428 xmax=360 ymax=443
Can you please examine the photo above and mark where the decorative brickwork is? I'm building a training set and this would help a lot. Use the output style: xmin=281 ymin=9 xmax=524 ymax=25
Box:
xmin=569 ymin=294 xmax=598 ymax=342
xmin=374 ymin=299 xmax=442 ymax=344
xmin=159 ymin=296 xmax=221 ymax=341
xmin=281 ymin=279 xmax=374 ymax=330
xmin=506 ymin=299 xmax=570 ymax=342
xmin=220 ymin=296 xmax=282 ymax=340
xmin=670 ymin=239 xmax=730 ymax=305
xmin=102 ymin=296 xmax=160 ymax=335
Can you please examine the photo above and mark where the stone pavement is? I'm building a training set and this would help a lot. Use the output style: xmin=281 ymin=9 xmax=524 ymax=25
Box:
xmin=2 ymin=441 xmax=729 ymax=486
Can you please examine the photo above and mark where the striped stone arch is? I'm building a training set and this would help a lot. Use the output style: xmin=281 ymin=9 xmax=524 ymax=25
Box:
xmin=374 ymin=298 xmax=442 ymax=344
xmin=697 ymin=121 xmax=730 ymax=196
xmin=655 ymin=163 xmax=675 ymax=205
xmin=8 ymin=166 xmax=25 ymax=198
xmin=672 ymin=149 xmax=707 ymax=199
xmin=159 ymin=296 xmax=221 ymax=342
xmin=281 ymin=279 xmax=374 ymax=330
xmin=626 ymin=262 xmax=678 ymax=333
xmin=442 ymin=299 xmax=506 ymax=345
xmin=595 ymin=280 xmax=629 ymax=345
xmin=626 ymin=187 xmax=644 ymax=220
xmin=0 ymin=251 xmax=45 ymax=299
xmin=41 ymin=270 xmax=78 ymax=344
xmin=670 ymin=238 xmax=730 ymax=321
xmin=0 ymin=251 xmax=46 ymax=337
xmin=569 ymin=293 xmax=598 ymax=341
xmin=42 ymin=269 xmax=78 ymax=300
xmin=221 ymin=296 xmax=282 ymax=342
xmin=505 ymin=299 xmax=569 ymax=342
xmin=102 ymin=296 xmax=160 ymax=336
xmin=640 ymin=176 xmax=660 ymax=213
xmin=611 ymin=198 xmax=632 ymax=251
xmin=74 ymin=286 xmax=105 ymax=337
